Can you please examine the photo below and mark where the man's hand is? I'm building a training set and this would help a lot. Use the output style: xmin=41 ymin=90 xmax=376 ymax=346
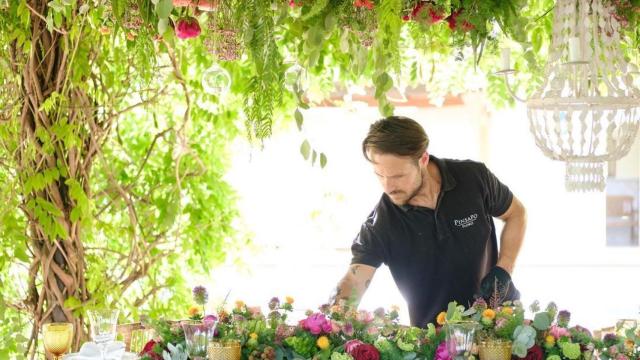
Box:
xmin=329 ymin=264 xmax=377 ymax=306
xmin=479 ymin=266 xmax=520 ymax=303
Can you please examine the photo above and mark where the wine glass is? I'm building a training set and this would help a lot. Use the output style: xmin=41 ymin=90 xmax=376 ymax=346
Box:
xmin=87 ymin=309 xmax=120 ymax=359
xmin=43 ymin=323 xmax=73 ymax=360
xmin=181 ymin=320 xmax=216 ymax=360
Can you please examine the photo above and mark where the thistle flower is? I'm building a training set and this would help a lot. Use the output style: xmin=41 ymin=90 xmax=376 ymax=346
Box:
xmin=546 ymin=302 xmax=558 ymax=319
xmin=473 ymin=297 xmax=487 ymax=311
xmin=192 ymin=286 xmax=208 ymax=305
xmin=374 ymin=307 xmax=385 ymax=318
xmin=558 ymin=310 xmax=571 ymax=327
xmin=529 ymin=300 xmax=540 ymax=313
xmin=268 ymin=297 xmax=280 ymax=310
xmin=319 ymin=303 xmax=330 ymax=314
xmin=343 ymin=321 xmax=354 ymax=336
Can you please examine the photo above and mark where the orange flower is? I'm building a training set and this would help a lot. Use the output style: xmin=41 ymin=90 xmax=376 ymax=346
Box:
xmin=285 ymin=296 xmax=294 ymax=304
xmin=99 ymin=26 xmax=111 ymax=35
xmin=235 ymin=300 xmax=245 ymax=309
xmin=188 ymin=305 xmax=201 ymax=317
xmin=501 ymin=307 xmax=513 ymax=315
xmin=482 ymin=309 xmax=496 ymax=320
xmin=624 ymin=339 xmax=634 ymax=350
xmin=436 ymin=311 xmax=447 ymax=325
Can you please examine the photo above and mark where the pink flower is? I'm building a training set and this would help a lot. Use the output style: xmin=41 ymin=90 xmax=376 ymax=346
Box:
xmin=608 ymin=345 xmax=619 ymax=355
xmin=345 ymin=339 xmax=364 ymax=353
xmin=615 ymin=354 xmax=629 ymax=360
xmin=331 ymin=320 xmax=341 ymax=334
xmin=357 ymin=310 xmax=374 ymax=323
xmin=301 ymin=313 xmax=332 ymax=335
xmin=175 ymin=17 xmax=201 ymax=39
xmin=366 ymin=326 xmax=379 ymax=336
xmin=248 ymin=306 xmax=262 ymax=317
xmin=435 ymin=341 xmax=451 ymax=360
xmin=549 ymin=325 xmax=570 ymax=339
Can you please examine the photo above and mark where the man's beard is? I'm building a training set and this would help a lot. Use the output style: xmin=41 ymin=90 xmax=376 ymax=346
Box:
xmin=388 ymin=175 xmax=423 ymax=206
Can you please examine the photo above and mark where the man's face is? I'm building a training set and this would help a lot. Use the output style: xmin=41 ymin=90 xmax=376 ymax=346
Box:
xmin=369 ymin=151 xmax=426 ymax=206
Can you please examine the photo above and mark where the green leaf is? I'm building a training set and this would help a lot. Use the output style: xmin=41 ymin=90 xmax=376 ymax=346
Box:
xmin=302 ymin=0 xmax=329 ymax=21
xmin=311 ymin=150 xmax=317 ymax=165
xmin=63 ymin=296 xmax=82 ymax=310
xmin=320 ymin=153 xmax=327 ymax=168
xmin=156 ymin=0 xmax=173 ymax=19
xmin=300 ymin=140 xmax=311 ymax=160
xmin=532 ymin=312 xmax=552 ymax=330
xmin=294 ymin=109 xmax=303 ymax=131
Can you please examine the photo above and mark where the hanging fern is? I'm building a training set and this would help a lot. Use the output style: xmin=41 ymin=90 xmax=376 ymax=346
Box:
xmin=241 ymin=0 xmax=284 ymax=142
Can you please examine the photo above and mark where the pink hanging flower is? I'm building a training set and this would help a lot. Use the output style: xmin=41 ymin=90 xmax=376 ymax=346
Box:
xmin=175 ymin=16 xmax=201 ymax=39
xmin=356 ymin=310 xmax=374 ymax=323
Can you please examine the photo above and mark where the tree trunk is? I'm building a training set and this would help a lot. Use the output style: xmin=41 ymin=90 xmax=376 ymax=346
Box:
xmin=18 ymin=1 xmax=95 ymax=356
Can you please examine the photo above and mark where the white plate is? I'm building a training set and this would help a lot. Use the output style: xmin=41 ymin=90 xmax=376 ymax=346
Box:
xmin=62 ymin=352 xmax=138 ymax=360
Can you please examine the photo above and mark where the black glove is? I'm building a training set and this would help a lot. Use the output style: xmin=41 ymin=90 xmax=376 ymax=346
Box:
xmin=479 ymin=266 xmax=520 ymax=303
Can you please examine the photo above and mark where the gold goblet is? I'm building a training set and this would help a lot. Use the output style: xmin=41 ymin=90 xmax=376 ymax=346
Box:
xmin=43 ymin=322 xmax=73 ymax=360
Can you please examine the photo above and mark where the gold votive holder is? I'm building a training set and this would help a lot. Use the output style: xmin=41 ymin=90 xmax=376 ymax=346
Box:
xmin=478 ymin=339 xmax=512 ymax=360
xmin=207 ymin=340 xmax=241 ymax=360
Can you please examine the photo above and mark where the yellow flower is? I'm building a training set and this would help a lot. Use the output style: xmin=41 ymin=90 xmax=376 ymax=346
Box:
xmin=436 ymin=311 xmax=447 ymax=325
xmin=188 ymin=305 xmax=201 ymax=317
xmin=235 ymin=300 xmax=245 ymax=309
xmin=249 ymin=332 xmax=258 ymax=340
xmin=390 ymin=304 xmax=400 ymax=312
xmin=545 ymin=335 xmax=555 ymax=346
xmin=482 ymin=309 xmax=496 ymax=320
xmin=501 ymin=307 xmax=513 ymax=315
xmin=624 ymin=339 xmax=634 ymax=351
xmin=285 ymin=296 xmax=294 ymax=304
xmin=330 ymin=305 xmax=342 ymax=313
xmin=316 ymin=336 xmax=330 ymax=350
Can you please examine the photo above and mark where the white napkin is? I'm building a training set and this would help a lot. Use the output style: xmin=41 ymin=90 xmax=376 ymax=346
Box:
xmin=71 ymin=341 xmax=126 ymax=359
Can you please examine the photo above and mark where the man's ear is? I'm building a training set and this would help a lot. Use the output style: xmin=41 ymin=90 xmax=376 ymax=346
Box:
xmin=420 ymin=151 xmax=429 ymax=166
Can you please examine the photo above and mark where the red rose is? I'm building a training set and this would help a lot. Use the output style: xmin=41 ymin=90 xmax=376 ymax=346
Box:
xmin=175 ymin=17 xmax=201 ymax=40
xmin=522 ymin=345 xmax=543 ymax=360
xmin=350 ymin=343 xmax=380 ymax=360
xmin=140 ymin=340 xmax=163 ymax=360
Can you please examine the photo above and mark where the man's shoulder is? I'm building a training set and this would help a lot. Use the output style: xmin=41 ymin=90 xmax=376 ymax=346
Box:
xmin=362 ymin=194 xmax=397 ymax=229
xmin=440 ymin=157 xmax=486 ymax=171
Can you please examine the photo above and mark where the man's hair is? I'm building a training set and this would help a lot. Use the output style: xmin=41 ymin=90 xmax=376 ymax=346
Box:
xmin=362 ymin=116 xmax=429 ymax=162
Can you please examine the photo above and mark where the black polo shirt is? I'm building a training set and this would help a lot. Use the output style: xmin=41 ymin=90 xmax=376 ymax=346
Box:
xmin=351 ymin=156 xmax=513 ymax=328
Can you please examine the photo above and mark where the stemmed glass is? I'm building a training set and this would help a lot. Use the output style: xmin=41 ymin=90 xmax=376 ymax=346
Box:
xmin=43 ymin=323 xmax=74 ymax=360
xmin=181 ymin=320 xmax=217 ymax=360
xmin=87 ymin=309 xmax=120 ymax=359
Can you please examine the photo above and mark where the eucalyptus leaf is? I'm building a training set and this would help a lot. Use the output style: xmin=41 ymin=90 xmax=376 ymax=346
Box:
xmin=300 ymin=140 xmax=311 ymax=160
xmin=320 ymin=153 xmax=327 ymax=168
xmin=156 ymin=0 xmax=173 ymax=19
xmin=294 ymin=109 xmax=303 ymax=131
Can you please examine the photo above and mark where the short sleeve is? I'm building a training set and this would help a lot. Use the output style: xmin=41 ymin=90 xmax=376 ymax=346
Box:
xmin=482 ymin=164 xmax=514 ymax=217
xmin=350 ymin=219 xmax=384 ymax=268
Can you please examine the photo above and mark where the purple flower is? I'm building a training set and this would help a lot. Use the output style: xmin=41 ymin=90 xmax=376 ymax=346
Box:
xmin=435 ymin=341 xmax=452 ymax=360
xmin=558 ymin=310 xmax=571 ymax=326
xmin=472 ymin=297 xmax=487 ymax=310
xmin=319 ymin=303 xmax=330 ymax=314
xmin=343 ymin=321 xmax=354 ymax=336
xmin=603 ymin=333 xmax=619 ymax=346
xmin=268 ymin=297 xmax=280 ymax=310
xmin=203 ymin=314 xmax=218 ymax=323
xmin=192 ymin=286 xmax=208 ymax=305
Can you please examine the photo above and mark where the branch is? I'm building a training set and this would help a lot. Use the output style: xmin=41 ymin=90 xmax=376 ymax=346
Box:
xmin=24 ymin=2 xmax=67 ymax=35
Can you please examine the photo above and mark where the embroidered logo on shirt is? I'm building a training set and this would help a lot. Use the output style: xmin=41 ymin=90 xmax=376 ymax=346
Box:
xmin=454 ymin=213 xmax=478 ymax=228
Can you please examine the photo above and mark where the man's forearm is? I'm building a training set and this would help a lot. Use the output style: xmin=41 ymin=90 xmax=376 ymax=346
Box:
xmin=329 ymin=265 xmax=374 ymax=305
xmin=497 ymin=204 xmax=527 ymax=274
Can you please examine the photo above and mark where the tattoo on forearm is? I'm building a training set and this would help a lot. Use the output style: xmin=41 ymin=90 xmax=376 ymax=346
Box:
xmin=350 ymin=265 xmax=360 ymax=275
xmin=365 ymin=279 xmax=371 ymax=289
